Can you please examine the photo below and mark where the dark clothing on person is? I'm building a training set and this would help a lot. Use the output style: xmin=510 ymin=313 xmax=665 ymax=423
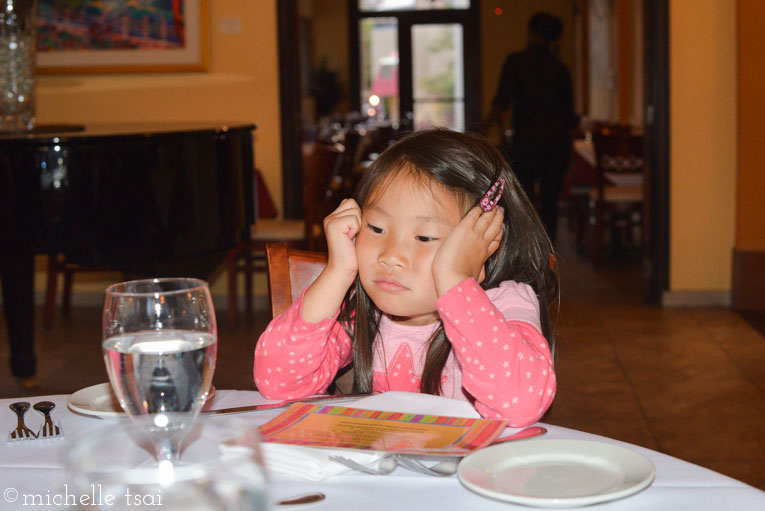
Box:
xmin=491 ymin=43 xmax=575 ymax=242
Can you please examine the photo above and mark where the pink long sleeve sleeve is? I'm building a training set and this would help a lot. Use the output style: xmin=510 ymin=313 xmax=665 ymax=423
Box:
xmin=435 ymin=278 xmax=556 ymax=426
xmin=253 ymin=293 xmax=353 ymax=399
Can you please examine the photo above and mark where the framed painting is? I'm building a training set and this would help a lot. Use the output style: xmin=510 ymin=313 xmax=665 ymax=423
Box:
xmin=36 ymin=0 xmax=210 ymax=73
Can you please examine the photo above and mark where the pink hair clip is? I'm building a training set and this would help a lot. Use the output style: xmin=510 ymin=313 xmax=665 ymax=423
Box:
xmin=479 ymin=176 xmax=505 ymax=212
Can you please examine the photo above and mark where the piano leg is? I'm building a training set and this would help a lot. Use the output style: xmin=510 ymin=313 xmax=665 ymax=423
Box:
xmin=0 ymin=248 xmax=37 ymax=381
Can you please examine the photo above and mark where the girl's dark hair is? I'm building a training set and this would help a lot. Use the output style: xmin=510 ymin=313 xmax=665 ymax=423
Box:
xmin=337 ymin=128 xmax=558 ymax=395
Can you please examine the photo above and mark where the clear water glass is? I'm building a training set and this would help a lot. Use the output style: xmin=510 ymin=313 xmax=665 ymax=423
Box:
xmin=102 ymin=278 xmax=217 ymax=464
xmin=62 ymin=416 xmax=270 ymax=511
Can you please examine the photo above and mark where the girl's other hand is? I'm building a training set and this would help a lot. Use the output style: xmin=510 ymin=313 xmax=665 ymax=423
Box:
xmin=323 ymin=198 xmax=362 ymax=279
xmin=432 ymin=206 xmax=504 ymax=295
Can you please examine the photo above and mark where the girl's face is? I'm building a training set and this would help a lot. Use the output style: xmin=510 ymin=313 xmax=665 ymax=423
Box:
xmin=356 ymin=172 xmax=464 ymax=326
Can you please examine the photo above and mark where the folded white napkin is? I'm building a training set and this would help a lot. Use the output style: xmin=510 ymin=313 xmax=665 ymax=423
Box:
xmin=260 ymin=391 xmax=479 ymax=481
xmin=262 ymin=443 xmax=383 ymax=481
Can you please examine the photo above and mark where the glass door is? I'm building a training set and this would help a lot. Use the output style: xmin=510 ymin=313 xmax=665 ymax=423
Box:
xmin=411 ymin=23 xmax=465 ymax=130
xmin=360 ymin=17 xmax=400 ymax=125
xmin=351 ymin=1 xmax=479 ymax=132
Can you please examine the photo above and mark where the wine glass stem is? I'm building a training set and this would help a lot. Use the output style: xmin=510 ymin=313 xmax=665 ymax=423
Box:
xmin=156 ymin=441 xmax=180 ymax=464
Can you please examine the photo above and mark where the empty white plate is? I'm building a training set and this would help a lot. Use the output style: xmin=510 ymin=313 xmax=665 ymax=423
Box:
xmin=67 ymin=382 xmax=216 ymax=419
xmin=458 ymin=439 xmax=655 ymax=508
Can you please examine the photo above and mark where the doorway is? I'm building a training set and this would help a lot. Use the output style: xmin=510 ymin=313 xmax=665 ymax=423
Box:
xmin=348 ymin=1 xmax=481 ymax=131
xmin=276 ymin=0 xmax=670 ymax=303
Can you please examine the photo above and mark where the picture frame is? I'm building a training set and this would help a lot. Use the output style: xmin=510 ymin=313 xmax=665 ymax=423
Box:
xmin=36 ymin=0 xmax=210 ymax=74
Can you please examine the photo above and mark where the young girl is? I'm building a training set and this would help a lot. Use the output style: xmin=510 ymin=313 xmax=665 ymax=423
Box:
xmin=254 ymin=129 xmax=558 ymax=426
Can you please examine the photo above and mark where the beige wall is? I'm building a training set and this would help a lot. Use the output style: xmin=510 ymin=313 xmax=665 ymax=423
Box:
xmin=35 ymin=0 xmax=284 ymax=215
xmin=481 ymin=1 xmax=576 ymax=119
xmin=737 ymin=0 xmax=765 ymax=251
xmin=669 ymin=0 xmax=737 ymax=292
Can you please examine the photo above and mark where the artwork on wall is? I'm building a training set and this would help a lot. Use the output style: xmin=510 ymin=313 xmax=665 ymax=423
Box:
xmin=36 ymin=0 xmax=209 ymax=73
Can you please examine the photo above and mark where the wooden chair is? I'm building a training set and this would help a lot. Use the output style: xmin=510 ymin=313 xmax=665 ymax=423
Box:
xmin=226 ymin=144 xmax=343 ymax=324
xmin=588 ymin=130 xmax=645 ymax=267
xmin=303 ymin=142 xmax=345 ymax=250
xmin=264 ymin=242 xmax=353 ymax=393
xmin=265 ymin=242 xmax=328 ymax=317
xmin=331 ymin=128 xmax=366 ymax=203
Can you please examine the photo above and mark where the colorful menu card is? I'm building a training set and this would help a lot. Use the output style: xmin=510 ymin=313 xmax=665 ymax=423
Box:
xmin=258 ymin=403 xmax=507 ymax=456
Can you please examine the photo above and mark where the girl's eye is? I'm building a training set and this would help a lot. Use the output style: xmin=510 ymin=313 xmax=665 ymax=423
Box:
xmin=367 ymin=223 xmax=384 ymax=234
xmin=416 ymin=235 xmax=437 ymax=242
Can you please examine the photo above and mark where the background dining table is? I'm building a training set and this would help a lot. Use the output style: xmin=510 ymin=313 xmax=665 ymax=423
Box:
xmin=2 ymin=389 xmax=764 ymax=511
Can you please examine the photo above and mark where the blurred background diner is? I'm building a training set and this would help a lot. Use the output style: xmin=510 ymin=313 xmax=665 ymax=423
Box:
xmin=1 ymin=0 xmax=763 ymax=492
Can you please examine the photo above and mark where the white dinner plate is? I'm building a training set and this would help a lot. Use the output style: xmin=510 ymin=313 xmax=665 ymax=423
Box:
xmin=67 ymin=382 xmax=216 ymax=419
xmin=458 ymin=439 xmax=655 ymax=508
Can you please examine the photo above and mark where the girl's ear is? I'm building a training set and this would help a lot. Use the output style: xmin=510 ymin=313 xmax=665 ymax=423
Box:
xmin=477 ymin=266 xmax=486 ymax=284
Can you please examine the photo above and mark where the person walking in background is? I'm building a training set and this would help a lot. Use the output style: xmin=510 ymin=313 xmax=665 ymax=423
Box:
xmin=483 ymin=12 xmax=576 ymax=244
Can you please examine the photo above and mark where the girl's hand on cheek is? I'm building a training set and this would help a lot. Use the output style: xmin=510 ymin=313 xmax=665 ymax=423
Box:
xmin=432 ymin=206 xmax=504 ymax=295
xmin=323 ymin=199 xmax=361 ymax=280
xmin=302 ymin=199 xmax=361 ymax=322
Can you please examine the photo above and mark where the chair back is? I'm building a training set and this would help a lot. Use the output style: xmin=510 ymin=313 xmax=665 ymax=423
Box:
xmin=265 ymin=241 xmax=354 ymax=393
xmin=302 ymin=143 xmax=343 ymax=250
xmin=265 ymin=242 xmax=328 ymax=318
xmin=588 ymin=130 xmax=645 ymax=268
xmin=592 ymin=131 xmax=644 ymax=193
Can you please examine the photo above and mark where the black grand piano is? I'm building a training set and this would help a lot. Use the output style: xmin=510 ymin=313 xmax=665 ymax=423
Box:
xmin=0 ymin=122 xmax=256 ymax=382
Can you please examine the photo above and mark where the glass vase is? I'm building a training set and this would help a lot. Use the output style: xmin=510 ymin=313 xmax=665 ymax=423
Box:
xmin=1 ymin=0 xmax=37 ymax=132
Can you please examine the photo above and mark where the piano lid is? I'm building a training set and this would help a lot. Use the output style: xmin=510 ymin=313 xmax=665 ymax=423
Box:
xmin=0 ymin=122 xmax=257 ymax=279
xmin=0 ymin=122 xmax=258 ymax=145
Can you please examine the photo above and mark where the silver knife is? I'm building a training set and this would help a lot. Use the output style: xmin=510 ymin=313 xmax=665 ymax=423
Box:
xmin=203 ymin=393 xmax=373 ymax=416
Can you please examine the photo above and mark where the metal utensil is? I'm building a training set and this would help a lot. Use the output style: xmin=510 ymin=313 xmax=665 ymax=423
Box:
xmin=7 ymin=402 xmax=37 ymax=441
xmin=394 ymin=425 xmax=548 ymax=476
xmin=329 ymin=455 xmax=397 ymax=475
xmin=33 ymin=401 xmax=63 ymax=438
xmin=277 ymin=492 xmax=326 ymax=506
xmin=204 ymin=393 xmax=375 ymax=416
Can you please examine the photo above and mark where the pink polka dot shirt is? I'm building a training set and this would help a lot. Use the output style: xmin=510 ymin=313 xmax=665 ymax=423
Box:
xmin=253 ymin=278 xmax=556 ymax=426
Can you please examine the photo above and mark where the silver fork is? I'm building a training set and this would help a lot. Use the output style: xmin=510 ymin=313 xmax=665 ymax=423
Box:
xmin=393 ymin=426 xmax=549 ymax=477
xmin=8 ymin=402 xmax=38 ymax=441
xmin=34 ymin=401 xmax=63 ymax=439
xmin=329 ymin=455 xmax=397 ymax=475
xmin=394 ymin=455 xmax=458 ymax=477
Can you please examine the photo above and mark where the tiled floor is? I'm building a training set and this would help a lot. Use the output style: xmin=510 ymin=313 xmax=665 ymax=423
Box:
xmin=1 ymin=230 xmax=764 ymax=490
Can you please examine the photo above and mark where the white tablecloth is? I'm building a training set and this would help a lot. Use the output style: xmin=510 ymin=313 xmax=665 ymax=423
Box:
xmin=2 ymin=390 xmax=763 ymax=510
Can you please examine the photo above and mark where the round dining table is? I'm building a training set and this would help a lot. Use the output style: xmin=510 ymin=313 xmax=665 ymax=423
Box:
xmin=2 ymin=389 xmax=763 ymax=510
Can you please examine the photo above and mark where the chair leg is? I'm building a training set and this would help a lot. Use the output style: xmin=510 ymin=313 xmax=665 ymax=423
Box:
xmin=62 ymin=267 xmax=73 ymax=316
xmin=226 ymin=247 xmax=239 ymax=326
xmin=43 ymin=255 xmax=58 ymax=329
